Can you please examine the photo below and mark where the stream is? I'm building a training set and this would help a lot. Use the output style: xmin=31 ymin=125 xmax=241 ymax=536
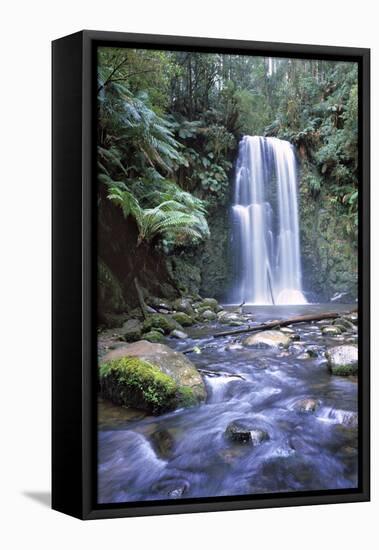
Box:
xmin=98 ymin=304 xmax=358 ymax=504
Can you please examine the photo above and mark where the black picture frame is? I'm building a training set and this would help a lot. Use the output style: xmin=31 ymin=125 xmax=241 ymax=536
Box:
xmin=52 ymin=30 xmax=370 ymax=520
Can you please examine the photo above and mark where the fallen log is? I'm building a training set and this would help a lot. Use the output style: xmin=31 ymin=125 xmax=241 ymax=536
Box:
xmin=213 ymin=309 xmax=357 ymax=339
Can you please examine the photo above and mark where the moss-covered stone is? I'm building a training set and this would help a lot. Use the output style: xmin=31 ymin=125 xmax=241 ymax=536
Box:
xmin=99 ymin=357 xmax=178 ymax=414
xmin=143 ymin=313 xmax=182 ymax=335
xmin=201 ymin=298 xmax=219 ymax=311
xmin=171 ymin=312 xmax=194 ymax=326
xmin=143 ymin=330 xmax=165 ymax=343
xmin=101 ymin=341 xmax=207 ymax=408
xmin=326 ymin=345 xmax=358 ymax=376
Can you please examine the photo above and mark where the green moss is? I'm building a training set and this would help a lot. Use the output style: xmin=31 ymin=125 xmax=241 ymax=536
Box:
xmin=143 ymin=330 xmax=165 ymax=343
xmin=330 ymin=363 xmax=358 ymax=376
xmin=99 ymin=356 xmax=177 ymax=414
xmin=176 ymin=386 xmax=198 ymax=408
xmin=143 ymin=313 xmax=181 ymax=334
xmin=171 ymin=312 xmax=194 ymax=326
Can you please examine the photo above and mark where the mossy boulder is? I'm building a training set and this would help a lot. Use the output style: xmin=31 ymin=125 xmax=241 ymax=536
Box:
xmin=99 ymin=357 xmax=178 ymax=414
xmin=200 ymin=298 xmax=219 ymax=311
xmin=171 ymin=312 xmax=194 ymax=326
xmin=201 ymin=309 xmax=217 ymax=321
xmin=326 ymin=345 xmax=358 ymax=376
xmin=143 ymin=330 xmax=165 ymax=343
xmin=143 ymin=313 xmax=182 ymax=335
xmin=172 ymin=297 xmax=195 ymax=316
xmin=100 ymin=341 xmax=207 ymax=413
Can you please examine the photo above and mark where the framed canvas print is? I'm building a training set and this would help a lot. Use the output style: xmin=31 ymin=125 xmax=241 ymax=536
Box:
xmin=52 ymin=30 xmax=370 ymax=519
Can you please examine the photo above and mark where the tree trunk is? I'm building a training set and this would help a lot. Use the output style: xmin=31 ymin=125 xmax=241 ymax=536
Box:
xmin=134 ymin=276 xmax=148 ymax=320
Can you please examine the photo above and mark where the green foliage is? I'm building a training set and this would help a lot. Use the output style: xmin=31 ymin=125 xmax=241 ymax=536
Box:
xmin=108 ymin=182 xmax=209 ymax=247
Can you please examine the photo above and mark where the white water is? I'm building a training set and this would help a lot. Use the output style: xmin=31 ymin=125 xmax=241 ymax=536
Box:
xmin=231 ymin=136 xmax=307 ymax=305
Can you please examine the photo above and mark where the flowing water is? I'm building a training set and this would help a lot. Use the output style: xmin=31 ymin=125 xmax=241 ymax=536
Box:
xmin=231 ymin=136 xmax=307 ymax=305
xmin=98 ymin=304 xmax=358 ymax=504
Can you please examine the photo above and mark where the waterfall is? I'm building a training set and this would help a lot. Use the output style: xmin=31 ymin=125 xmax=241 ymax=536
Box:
xmin=231 ymin=136 xmax=307 ymax=305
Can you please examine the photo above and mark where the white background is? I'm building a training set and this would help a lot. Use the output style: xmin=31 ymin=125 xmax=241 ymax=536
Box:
xmin=0 ymin=0 xmax=376 ymax=548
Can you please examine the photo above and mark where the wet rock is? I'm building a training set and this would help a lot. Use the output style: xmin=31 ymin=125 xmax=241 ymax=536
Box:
xmin=322 ymin=325 xmax=342 ymax=336
xmin=100 ymin=341 xmax=207 ymax=411
xmin=294 ymin=398 xmax=319 ymax=413
xmin=289 ymin=343 xmax=305 ymax=355
xmin=243 ymin=330 xmax=291 ymax=349
xmin=335 ymin=317 xmax=356 ymax=331
xmin=150 ymin=429 xmax=174 ymax=459
xmin=225 ymin=420 xmax=269 ymax=445
xmin=346 ymin=312 xmax=358 ymax=325
xmin=143 ymin=330 xmax=165 ymax=343
xmin=172 ymin=297 xmax=194 ymax=316
xmin=122 ymin=319 xmax=143 ymax=343
xmin=280 ymin=327 xmax=300 ymax=340
xmin=305 ymin=345 xmax=323 ymax=358
xmin=201 ymin=309 xmax=217 ymax=321
xmin=280 ymin=327 xmax=295 ymax=335
xmin=219 ymin=312 xmax=245 ymax=325
xmin=169 ymin=329 xmax=189 ymax=339
xmin=326 ymin=345 xmax=358 ymax=376
xmin=171 ymin=311 xmax=194 ymax=326
xmin=332 ymin=323 xmax=347 ymax=333
xmin=146 ymin=305 xmax=157 ymax=314
xmin=152 ymin=478 xmax=190 ymax=498
xmin=201 ymin=297 xmax=219 ymax=311
xmin=143 ymin=313 xmax=182 ymax=335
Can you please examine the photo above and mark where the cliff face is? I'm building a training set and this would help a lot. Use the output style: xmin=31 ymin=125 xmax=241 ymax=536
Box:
xmin=298 ymin=164 xmax=358 ymax=302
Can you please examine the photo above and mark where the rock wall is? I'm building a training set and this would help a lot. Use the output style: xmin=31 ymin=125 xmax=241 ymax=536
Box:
xmin=299 ymin=166 xmax=358 ymax=302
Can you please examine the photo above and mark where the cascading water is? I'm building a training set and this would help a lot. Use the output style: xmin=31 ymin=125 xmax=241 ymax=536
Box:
xmin=231 ymin=136 xmax=307 ymax=305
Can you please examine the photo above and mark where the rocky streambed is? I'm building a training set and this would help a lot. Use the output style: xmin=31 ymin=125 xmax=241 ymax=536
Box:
xmin=97 ymin=300 xmax=358 ymax=504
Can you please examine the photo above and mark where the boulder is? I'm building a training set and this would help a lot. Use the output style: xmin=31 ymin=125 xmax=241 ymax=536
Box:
xmin=201 ymin=309 xmax=217 ymax=321
xmin=143 ymin=330 xmax=165 ymax=343
xmin=100 ymin=341 xmax=206 ymax=414
xmin=243 ymin=330 xmax=291 ymax=349
xmin=225 ymin=420 xmax=269 ymax=445
xmin=219 ymin=312 xmax=245 ymax=325
xmin=172 ymin=297 xmax=194 ymax=316
xmin=322 ymin=326 xmax=342 ymax=336
xmin=305 ymin=345 xmax=323 ymax=358
xmin=143 ymin=313 xmax=182 ymax=335
xmin=326 ymin=345 xmax=358 ymax=376
xmin=169 ymin=329 xmax=189 ymax=339
xmin=171 ymin=312 xmax=194 ymax=326
xmin=294 ymin=398 xmax=319 ymax=413
xmin=200 ymin=298 xmax=219 ymax=311
xmin=335 ymin=317 xmax=357 ymax=332
xmin=122 ymin=318 xmax=143 ymax=343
